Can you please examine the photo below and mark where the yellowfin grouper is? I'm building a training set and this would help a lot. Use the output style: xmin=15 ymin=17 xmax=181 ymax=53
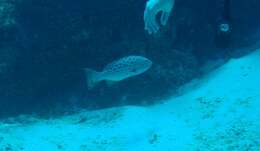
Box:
xmin=85 ymin=56 xmax=152 ymax=89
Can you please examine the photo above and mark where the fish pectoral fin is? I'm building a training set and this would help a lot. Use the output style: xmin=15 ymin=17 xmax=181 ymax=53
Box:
xmin=105 ymin=80 xmax=117 ymax=87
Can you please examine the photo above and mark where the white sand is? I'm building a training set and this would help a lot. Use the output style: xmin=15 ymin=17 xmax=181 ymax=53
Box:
xmin=0 ymin=49 xmax=260 ymax=151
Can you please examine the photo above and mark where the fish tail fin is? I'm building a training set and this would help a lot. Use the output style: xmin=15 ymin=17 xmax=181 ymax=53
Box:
xmin=84 ymin=68 xmax=102 ymax=89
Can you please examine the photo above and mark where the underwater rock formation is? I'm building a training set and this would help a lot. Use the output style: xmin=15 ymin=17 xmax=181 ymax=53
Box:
xmin=0 ymin=0 xmax=260 ymax=118
xmin=0 ymin=0 xmax=17 ymax=71
xmin=0 ymin=0 xmax=16 ymax=29
xmin=0 ymin=0 xmax=200 ymax=117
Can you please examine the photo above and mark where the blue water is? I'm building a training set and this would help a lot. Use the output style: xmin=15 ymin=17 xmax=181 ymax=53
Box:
xmin=0 ymin=0 xmax=260 ymax=150
xmin=0 ymin=0 xmax=259 ymax=122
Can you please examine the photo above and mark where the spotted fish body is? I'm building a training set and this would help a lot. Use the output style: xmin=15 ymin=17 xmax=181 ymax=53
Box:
xmin=85 ymin=56 xmax=152 ymax=89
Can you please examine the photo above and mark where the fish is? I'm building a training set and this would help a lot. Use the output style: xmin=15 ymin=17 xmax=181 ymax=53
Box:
xmin=84 ymin=55 xmax=152 ymax=89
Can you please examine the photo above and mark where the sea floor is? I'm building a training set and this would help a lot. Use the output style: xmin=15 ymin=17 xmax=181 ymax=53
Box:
xmin=0 ymin=49 xmax=260 ymax=151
